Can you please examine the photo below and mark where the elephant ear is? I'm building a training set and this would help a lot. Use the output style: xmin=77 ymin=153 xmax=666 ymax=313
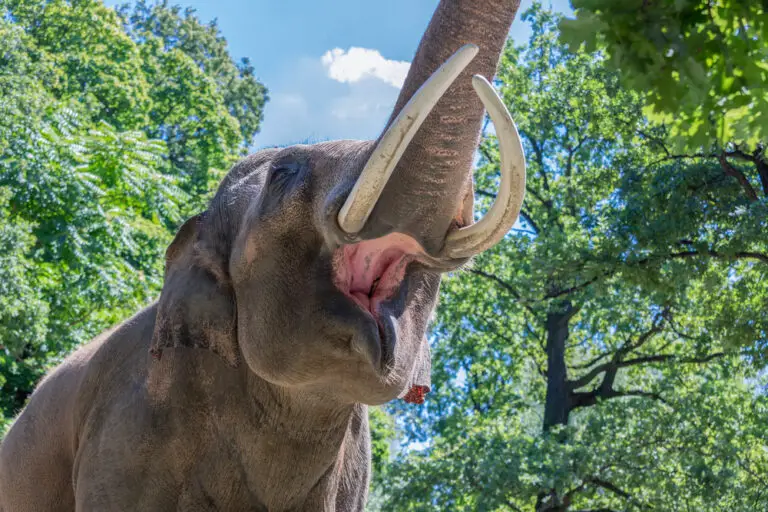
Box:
xmin=400 ymin=337 xmax=431 ymax=405
xmin=149 ymin=214 xmax=239 ymax=367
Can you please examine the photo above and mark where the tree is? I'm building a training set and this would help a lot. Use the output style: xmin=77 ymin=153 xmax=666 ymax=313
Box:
xmin=559 ymin=0 xmax=768 ymax=153
xmin=373 ymin=6 xmax=768 ymax=510
xmin=0 ymin=0 xmax=267 ymax=422
xmin=118 ymin=0 xmax=269 ymax=201
xmin=0 ymin=16 xmax=181 ymax=415
xmin=119 ymin=0 xmax=267 ymax=149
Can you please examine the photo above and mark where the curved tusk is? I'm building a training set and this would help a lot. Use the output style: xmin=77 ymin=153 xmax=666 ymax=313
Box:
xmin=337 ymin=44 xmax=480 ymax=234
xmin=444 ymin=75 xmax=526 ymax=259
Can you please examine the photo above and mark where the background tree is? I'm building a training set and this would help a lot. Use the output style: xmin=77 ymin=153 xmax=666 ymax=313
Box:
xmin=373 ymin=6 xmax=768 ymax=511
xmin=559 ymin=0 xmax=768 ymax=152
xmin=559 ymin=0 xmax=768 ymax=212
xmin=118 ymin=0 xmax=268 ymax=201
xmin=0 ymin=0 xmax=267 ymax=423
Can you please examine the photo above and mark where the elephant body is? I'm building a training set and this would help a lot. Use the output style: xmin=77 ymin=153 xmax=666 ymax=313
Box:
xmin=0 ymin=1 xmax=524 ymax=510
xmin=0 ymin=304 xmax=370 ymax=511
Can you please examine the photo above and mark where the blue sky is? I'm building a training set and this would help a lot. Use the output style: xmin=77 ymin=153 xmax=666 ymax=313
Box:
xmin=107 ymin=0 xmax=573 ymax=149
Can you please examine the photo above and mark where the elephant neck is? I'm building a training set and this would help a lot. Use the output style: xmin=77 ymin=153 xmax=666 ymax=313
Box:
xmin=244 ymin=370 xmax=361 ymax=440
xmin=239 ymin=372 xmax=370 ymax=508
xmin=147 ymin=348 xmax=368 ymax=509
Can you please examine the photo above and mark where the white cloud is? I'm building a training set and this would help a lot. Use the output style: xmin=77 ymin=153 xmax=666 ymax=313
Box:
xmin=321 ymin=47 xmax=410 ymax=89
xmin=254 ymin=52 xmax=404 ymax=149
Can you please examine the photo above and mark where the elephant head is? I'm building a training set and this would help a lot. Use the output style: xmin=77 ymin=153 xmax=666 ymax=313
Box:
xmin=151 ymin=0 xmax=525 ymax=407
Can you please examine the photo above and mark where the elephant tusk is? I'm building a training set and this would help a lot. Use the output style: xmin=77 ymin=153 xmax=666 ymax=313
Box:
xmin=337 ymin=44 xmax=479 ymax=235
xmin=443 ymin=75 xmax=526 ymax=258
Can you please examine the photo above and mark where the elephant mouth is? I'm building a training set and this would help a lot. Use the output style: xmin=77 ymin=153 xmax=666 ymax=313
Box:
xmin=333 ymin=233 xmax=423 ymax=316
xmin=333 ymin=233 xmax=423 ymax=365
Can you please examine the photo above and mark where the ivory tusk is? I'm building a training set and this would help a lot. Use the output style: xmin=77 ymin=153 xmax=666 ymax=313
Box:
xmin=337 ymin=44 xmax=480 ymax=234
xmin=443 ymin=75 xmax=526 ymax=258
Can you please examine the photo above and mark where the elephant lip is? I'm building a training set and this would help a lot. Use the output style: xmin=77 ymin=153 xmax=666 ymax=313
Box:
xmin=352 ymin=286 xmax=404 ymax=371
xmin=333 ymin=233 xmax=421 ymax=315
xmin=333 ymin=233 xmax=421 ymax=368
xmin=347 ymin=252 xmax=411 ymax=317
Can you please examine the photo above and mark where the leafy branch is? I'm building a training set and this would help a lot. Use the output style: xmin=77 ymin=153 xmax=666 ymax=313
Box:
xmin=468 ymin=269 xmax=538 ymax=316
xmin=653 ymin=148 xmax=766 ymax=201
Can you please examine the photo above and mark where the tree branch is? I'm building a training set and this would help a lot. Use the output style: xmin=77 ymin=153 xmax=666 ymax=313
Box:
xmin=617 ymin=316 xmax=668 ymax=353
xmin=526 ymin=185 xmax=553 ymax=211
xmin=616 ymin=351 xmax=728 ymax=367
xmin=564 ymin=146 xmax=578 ymax=218
xmin=477 ymin=189 xmax=541 ymax=234
xmin=652 ymin=152 xmax=708 ymax=165
xmin=673 ymin=250 xmax=767 ymax=264
xmin=569 ymin=355 xmax=665 ymax=390
xmin=756 ymin=154 xmax=768 ymax=196
xmin=569 ymin=350 xmax=613 ymax=370
xmin=654 ymin=147 xmax=768 ymax=198
xmin=636 ymin=128 xmax=671 ymax=156
xmin=478 ymin=140 xmax=494 ymax=165
xmin=569 ymin=352 xmax=726 ymax=410
xmin=523 ymin=132 xmax=547 ymax=187
xmin=531 ymin=354 xmax=547 ymax=379
xmin=520 ymin=208 xmax=541 ymax=234
xmin=460 ymin=361 xmax=485 ymax=414
xmin=569 ymin=313 xmax=724 ymax=391
xmin=524 ymin=321 xmax=546 ymax=351
xmin=636 ymin=249 xmax=768 ymax=266
xmin=718 ymin=151 xmax=758 ymax=201
xmin=607 ymin=389 xmax=668 ymax=403
xmin=475 ymin=189 xmax=496 ymax=199
xmin=543 ymin=275 xmax=600 ymax=300
xmin=468 ymin=269 xmax=537 ymax=316
xmin=520 ymin=243 xmax=766 ymax=309
xmin=729 ymin=145 xmax=768 ymax=196
xmin=569 ymin=319 xmax=665 ymax=390
xmin=469 ymin=269 xmax=520 ymax=299
xmin=570 ymin=387 xmax=667 ymax=410
xmin=588 ymin=478 xmax=632 ymax=500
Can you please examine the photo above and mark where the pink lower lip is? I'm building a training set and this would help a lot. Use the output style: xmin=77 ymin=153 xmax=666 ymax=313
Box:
xmin=348 ymin=257 xmax=407 ymax=317
xmin=333 ymin=233 xmax=422 ymax=318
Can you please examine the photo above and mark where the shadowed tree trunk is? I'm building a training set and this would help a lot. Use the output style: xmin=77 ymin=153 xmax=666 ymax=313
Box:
xmin=542 ymin=304 xmax=575 ymax=431
xmin=537 ymin=301 xmax=577 ymax=512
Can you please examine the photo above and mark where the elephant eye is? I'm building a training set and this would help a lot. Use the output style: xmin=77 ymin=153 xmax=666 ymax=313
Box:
xmin=271 ymin=161 xmax=304 ymax=192
xmin=263 ymin=160 xmax=305 ymax=212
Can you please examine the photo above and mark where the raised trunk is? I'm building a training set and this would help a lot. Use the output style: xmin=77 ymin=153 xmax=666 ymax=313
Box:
xmin=364 ymin=0 xmax=522 ymax=255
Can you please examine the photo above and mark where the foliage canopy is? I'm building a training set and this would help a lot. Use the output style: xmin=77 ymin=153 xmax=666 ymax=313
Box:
xmin=373 ymin=6 xmax=768 ymax=511
xmin=0 ymin=0 xmax=267 ymax=422
xmin=560 ymin=0 xmax=768 ymax=151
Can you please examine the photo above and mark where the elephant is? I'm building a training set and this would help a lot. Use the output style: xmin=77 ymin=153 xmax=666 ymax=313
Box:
xmin=0 ymin=0 xmax=525 ymax=510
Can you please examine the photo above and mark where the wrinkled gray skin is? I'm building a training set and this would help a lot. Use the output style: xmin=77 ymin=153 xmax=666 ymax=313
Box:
xmin=0 ymin=1 xmax=520 ymax=510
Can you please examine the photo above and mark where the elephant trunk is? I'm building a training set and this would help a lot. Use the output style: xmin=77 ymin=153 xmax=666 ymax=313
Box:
xmin=337 ymin=0 xmax=524 ymax=258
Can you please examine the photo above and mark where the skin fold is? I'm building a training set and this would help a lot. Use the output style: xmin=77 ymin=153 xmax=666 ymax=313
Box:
xmin=0 ymin=1 xmax=522 ymax=510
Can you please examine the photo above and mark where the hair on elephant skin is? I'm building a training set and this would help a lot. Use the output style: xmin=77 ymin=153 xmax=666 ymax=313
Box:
xmin=0 ymin=1 xmax=524 ymax=510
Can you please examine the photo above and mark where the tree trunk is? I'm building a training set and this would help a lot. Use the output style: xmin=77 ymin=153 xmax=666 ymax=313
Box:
xmin=537 ymin=301 xmax=576 ymax=512
xmin=543 ymin=305 xmax=573 ymax=430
